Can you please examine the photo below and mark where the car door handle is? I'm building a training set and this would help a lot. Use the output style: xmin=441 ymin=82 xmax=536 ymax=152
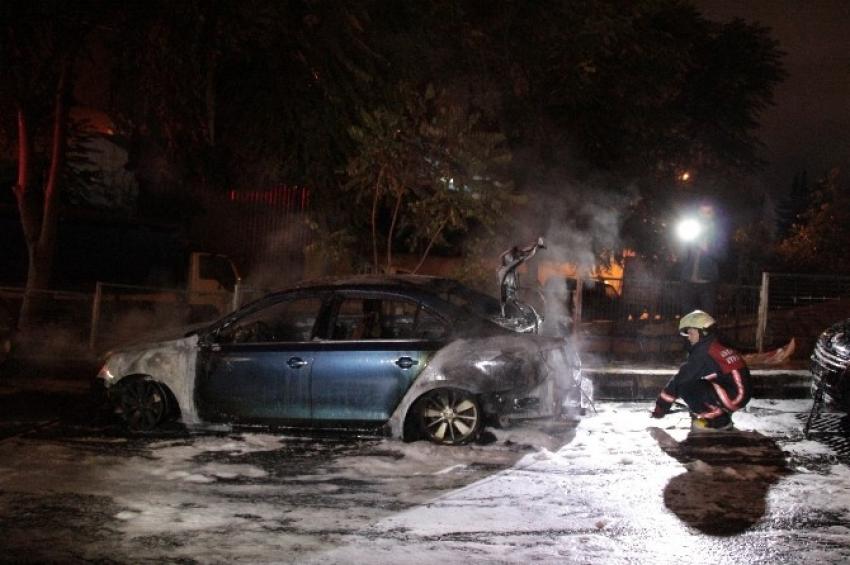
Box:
xmin=395 ymin=357 xmax=418 ymax=369
xmin=287 ymin=357 xmax=308 ymax=369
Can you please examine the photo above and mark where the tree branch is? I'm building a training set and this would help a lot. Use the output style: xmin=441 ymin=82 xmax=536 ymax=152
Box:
xmin=38 ymin=55 xmax=72 ymax=258
xmin=13 ymin=106 xmax=37 ymax=245
xmin=386 ymin=182 xmax=403 ymax=271
xmin=413 ymin=217 xmax=449 ymax=274
xmin=371 ymin=167 xmax=385 ymax=273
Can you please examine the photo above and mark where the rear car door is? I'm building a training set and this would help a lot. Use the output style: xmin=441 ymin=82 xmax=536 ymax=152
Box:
xmin=309 ymin=292 xmax=449 ymax=424
xmin=195 ymin=293 xmax=325 ymax=424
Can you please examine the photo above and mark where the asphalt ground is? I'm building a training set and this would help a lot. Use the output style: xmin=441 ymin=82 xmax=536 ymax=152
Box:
xmin=0 ymin=394 xmax=847 ymax=564
xmin=3 ymin=356 xmax=850 ymax=564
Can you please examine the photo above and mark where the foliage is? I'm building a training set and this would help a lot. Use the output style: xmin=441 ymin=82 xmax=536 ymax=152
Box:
xmin=304 ymin=219 xmax=361 ymax=275
xmin=776 ymin=170 xmax=810 ymax=239
xmin=345 ymin=83 xmax=519 ymax=273
xmin=0 ymin=0 xmax=788 ymax=287
xmin=775 ymin=169 xmax=850 ymax=273
xmin=476 ymin=1 xmax=785 ymax=265
xmin=106 ymin=0 xmax=384 ymax=215
xmin=100 ymin=0 xmax=786 ymax=273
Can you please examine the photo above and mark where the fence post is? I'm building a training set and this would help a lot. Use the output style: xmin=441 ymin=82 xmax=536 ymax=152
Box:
xmin=756 ymin=272 xmax=770 ymax=353
xmin=89 ymin=282 xmax=103 ymax=351
xmin=231 ymin=281 xmax=243 ymax=313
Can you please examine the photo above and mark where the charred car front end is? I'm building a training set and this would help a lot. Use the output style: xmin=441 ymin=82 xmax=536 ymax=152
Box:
xmin=811 ymin=319 xmax=850 ymax=411
xmin=96 ymin=275 xmax=583 ymax=445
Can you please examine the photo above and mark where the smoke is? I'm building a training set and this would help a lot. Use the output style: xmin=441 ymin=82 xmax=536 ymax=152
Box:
xmin=533 ymin=179 xmax=635 ymax=271
xmin=13 ymin=323 xmax=94 ymax=364
xmin=241 ymin=222 xmax=310 ymax=294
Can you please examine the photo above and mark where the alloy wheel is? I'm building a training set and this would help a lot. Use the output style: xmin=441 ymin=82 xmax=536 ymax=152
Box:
xmin=419 ymin=388 xmax=481 ymax=445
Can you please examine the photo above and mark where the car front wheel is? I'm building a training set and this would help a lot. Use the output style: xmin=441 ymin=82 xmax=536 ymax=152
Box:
xmin=120 ymin=378 xmax=168 ymax=432
xmin=417 ymin=388 xmax=482 ymax=445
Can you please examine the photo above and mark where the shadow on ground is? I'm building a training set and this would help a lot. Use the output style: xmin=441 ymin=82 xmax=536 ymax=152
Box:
xmin=649 ymin=427 xmax=790 ymax=535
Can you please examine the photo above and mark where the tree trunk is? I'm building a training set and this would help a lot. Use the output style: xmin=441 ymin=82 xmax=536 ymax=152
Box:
xmin=15 ymin=58 xmax=73 ymax=329
xmin=13 ymin=106 xmax=37 ymax=328
xmin=413 ymin=218 xmax=448 ymax=274
xmin=386 ymin=185 xmax=403 ymax=272
xmin=370 ymin=167 xmax=385 ymax=273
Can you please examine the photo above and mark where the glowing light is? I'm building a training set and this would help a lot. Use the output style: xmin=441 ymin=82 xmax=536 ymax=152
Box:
xmin=676 ymin=218 xmax=702 ymax=242
xmin=679 ymin=171 xmax=691 ymax=182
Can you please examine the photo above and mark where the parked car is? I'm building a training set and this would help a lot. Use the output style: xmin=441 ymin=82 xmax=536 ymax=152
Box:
xmin=810 ymin=318 xmax=850 ymax=411
xmin=94 ymin=275 xmax=583 ymax=445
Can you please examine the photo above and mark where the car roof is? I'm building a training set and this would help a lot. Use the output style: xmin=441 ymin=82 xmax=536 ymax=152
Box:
xmin=220 ymin=274 xmax=509 ymax=336
xmin=290 ymin=274 xmax=462 ymax=293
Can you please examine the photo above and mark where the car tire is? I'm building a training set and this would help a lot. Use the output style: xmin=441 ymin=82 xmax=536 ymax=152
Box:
xmin=493 ymin=414 xmax=513 ymax=429
xmin=417 ymin=388 xmax=482 ymax=446
xmin=119 ymin=378 xmax=168 ymax=432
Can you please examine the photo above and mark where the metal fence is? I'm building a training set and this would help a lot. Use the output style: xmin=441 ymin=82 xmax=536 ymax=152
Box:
xmin=3 ymin=272 xmax=850 ymax=362
xmin=757 ymin=273 xmax=850 ymax=355
xmin=0 ymin=286 xmax=93 ymax=360
xmin=564 ymin=277 xmax=762 ymax=357
xmin=767 ymin=273 xmax=850 ymax=309
xmin=0 ymin=281 xmax=276 ymax=356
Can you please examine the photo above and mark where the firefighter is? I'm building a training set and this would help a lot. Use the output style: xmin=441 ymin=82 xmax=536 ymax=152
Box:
xmin=651 ymin=310 xmax=752 ymax=431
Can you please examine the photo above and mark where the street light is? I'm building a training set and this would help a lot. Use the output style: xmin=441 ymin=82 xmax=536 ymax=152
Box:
xmin=676 ymin=217 xmax=702 ymax=242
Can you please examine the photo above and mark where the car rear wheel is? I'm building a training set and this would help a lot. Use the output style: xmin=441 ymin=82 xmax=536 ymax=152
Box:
xmin=418 ymin=388 xmax=482 ymax=445
xmin=120 ymin=378 xmax=168 ymax=432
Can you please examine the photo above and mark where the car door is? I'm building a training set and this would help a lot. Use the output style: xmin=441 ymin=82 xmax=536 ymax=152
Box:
xmin=309 ymin=292 xmax=449 ymax=424
xmin=195 ymin=293 xmax=325 ymax=424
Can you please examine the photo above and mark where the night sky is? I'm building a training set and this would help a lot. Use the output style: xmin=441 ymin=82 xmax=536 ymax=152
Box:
xmin=697 ymin=0 xmax=850 ymax=195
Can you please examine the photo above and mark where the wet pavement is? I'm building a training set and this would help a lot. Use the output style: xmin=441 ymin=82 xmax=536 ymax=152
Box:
xmin=1 ymin=369 xmax=849 ymax=564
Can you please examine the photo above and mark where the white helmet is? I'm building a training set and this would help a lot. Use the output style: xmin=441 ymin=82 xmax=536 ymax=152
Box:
xmin=678 ymin=310 xmax=716 ymax=336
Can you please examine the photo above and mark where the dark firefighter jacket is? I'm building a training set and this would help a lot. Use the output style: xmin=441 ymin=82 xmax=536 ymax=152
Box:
xmin=654 ymin=335 xmax=752 ymax=421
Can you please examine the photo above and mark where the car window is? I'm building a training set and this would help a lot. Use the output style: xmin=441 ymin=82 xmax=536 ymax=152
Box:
xmin=218 ymin=296 xmax=322 ymax=343
xmin=414 ymin=307 xmax=449 ymax=340
xmin=332 ymin=296 xmax=448 ymax=341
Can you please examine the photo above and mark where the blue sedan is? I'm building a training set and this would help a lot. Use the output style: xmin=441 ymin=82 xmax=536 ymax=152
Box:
xmin=95 ymin=275 xmax=582 ymax=445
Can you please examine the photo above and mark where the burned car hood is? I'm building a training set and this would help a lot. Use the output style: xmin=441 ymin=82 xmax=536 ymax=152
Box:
xmin=102 ymin=322 xmax=211 ymax=357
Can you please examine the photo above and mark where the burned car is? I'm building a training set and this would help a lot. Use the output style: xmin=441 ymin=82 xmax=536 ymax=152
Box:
xmin=810 ymin=318 xmax=850 ymax=411
xmin=94 ymin=275 xmax=583 ymax=445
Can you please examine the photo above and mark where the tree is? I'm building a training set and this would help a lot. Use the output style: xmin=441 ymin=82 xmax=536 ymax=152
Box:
xmin=775 ymin=169 xmax=850 ymax=273
xmin=0 ymin=2 xmax=103 ymax=326
xmin=345 ymin=84 xmax=519 ymax=273
xmin=1 ymin=0 xmax=787 ymax=299
xmin=776 ymin=170 xmax=810 ymax=239
xmin=443 ymin=1 xmax=785 ymax=265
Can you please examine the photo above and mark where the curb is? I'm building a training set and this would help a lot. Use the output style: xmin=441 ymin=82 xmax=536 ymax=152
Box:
xmin=585 ymin=367 xmax=812 ymax=401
